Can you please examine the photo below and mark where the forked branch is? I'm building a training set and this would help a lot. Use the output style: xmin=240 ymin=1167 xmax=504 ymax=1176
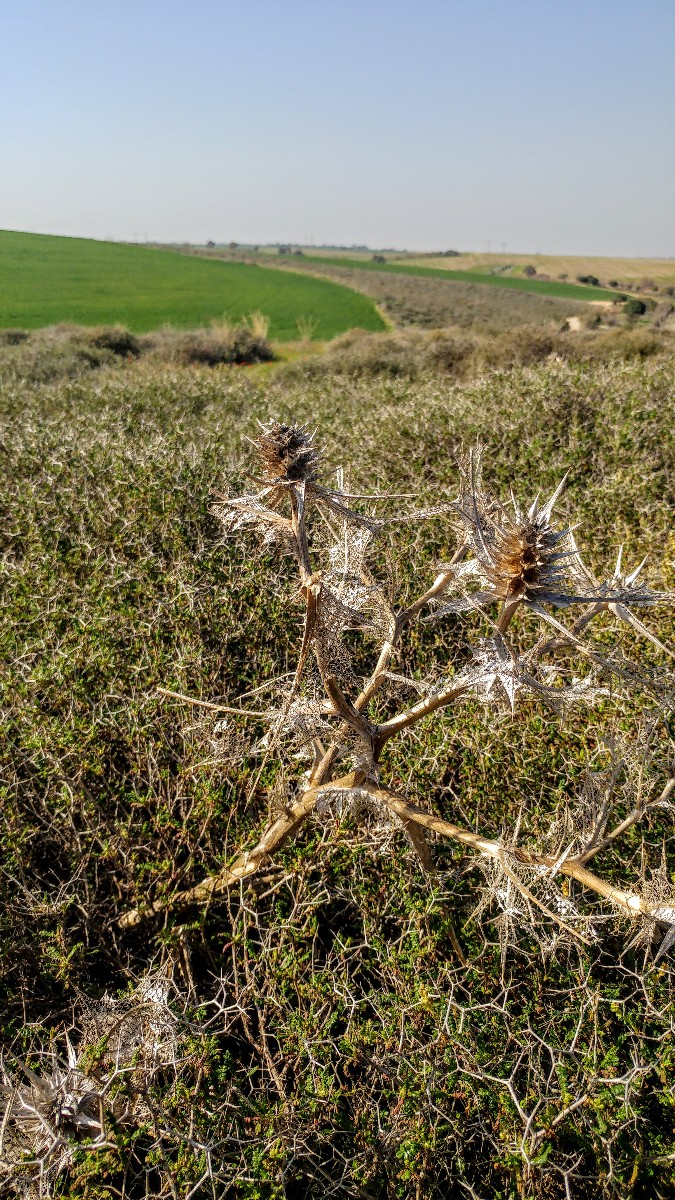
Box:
xmin=120 ymin=422 xmax=674 ymax=950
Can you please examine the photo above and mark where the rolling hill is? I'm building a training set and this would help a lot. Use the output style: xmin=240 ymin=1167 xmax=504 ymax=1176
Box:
xmin=0 ymin=230 xmax=386 ymax=339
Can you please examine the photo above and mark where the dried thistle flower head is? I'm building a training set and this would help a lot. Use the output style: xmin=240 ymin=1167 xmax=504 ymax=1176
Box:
xmin=454 ymin=449 xmax=580 ymax=609
xmin=483 ymin=503 xmax=569 ymax=604
xmin=0 ymin=975 xmax=185 ymax=1196
xmin=0 ymin=1042 xmax=104 ymax=1196
xmin=254 ymin=420 xmax=320 ymax=486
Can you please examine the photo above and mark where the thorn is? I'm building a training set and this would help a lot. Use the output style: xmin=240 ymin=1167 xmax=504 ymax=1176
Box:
xmin=540 ymin=473 xmax=569 ymax=521
xmin=527 ymin=491 xmax=541 ymax=521
xmin=626 ymin=555 xmax=649 ymax=586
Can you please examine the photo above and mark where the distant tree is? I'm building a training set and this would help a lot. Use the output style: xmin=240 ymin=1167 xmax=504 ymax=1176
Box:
xmin=624 ymin=297 xmax=647 ymax=317
xmin=293 ymin=249 xmax=305 ymax=256
xmin=371 ymin=254 xmax=387 ymax=264
xmin=206 ymin=240 xmax=216 ymax=249
xmin=278 ymin=245 xmax=290 ymax=256
xmin=228 ymin=241 xmax=239 ymax=250
xmin=608 ymin=280 xmax=619 ymax=288
xmin=523 ymin=265 xmax=537 ymax=277
xmin=557 ymin=273 xmax=568 ymax=281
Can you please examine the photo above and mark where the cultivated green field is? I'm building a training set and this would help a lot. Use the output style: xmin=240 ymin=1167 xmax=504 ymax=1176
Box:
xmin=301 ymin=253 xmax=619 ymax=301
xmin=0 ymin=230 xmax=386 ymax=338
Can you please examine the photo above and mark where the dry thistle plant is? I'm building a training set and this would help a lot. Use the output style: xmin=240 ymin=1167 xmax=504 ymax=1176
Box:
xmin=121 ymin=420 xmax=674 ymax=959
xmin=0 ymin=974 xmax=184 ymax=1198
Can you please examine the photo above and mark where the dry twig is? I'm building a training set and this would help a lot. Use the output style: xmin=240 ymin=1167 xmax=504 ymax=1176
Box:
xmin=120 ymin=421 xmax=674 ymax=959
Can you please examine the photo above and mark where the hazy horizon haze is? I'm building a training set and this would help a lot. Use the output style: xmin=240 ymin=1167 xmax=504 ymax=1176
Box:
xmin=1 ymin=0 xmax=673 ymax=256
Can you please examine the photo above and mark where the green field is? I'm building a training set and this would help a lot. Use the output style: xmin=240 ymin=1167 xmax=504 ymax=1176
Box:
xmin=303 ymin=252 xmax=619 ymax=301
xmin=0 ymin=230 xmax=386 ymax=338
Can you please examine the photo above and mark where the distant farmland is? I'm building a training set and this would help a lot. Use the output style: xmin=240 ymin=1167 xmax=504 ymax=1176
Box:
xmin=401 ymin=250 xmax=675 ymax=288
xmin=299 ymin=253 xmax=619 ymax=301
xmin=0 ymin=230 xmax=385 ymax=339
xmin=272 ymin=258 xmax=588 ymax=331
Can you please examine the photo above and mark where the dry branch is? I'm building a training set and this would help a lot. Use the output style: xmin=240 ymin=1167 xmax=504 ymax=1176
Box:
xmin=120 ymin=421 xmax=674 ymax=955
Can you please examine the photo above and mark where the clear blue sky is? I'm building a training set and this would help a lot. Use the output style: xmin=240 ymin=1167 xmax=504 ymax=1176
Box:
xmin=1 ymin=0 xmax=673 ymax=255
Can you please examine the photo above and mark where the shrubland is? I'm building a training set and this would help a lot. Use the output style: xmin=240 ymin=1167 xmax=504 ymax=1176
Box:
xmin=2 ymin=321 xmax=671 ymax=389
xmin=1 ymin=331 xmax=675 ymax=1198
xmin=287 ymin=324 xmax=673 ymax=380
xmin=0 ymin=320 xmax=275 ymax=385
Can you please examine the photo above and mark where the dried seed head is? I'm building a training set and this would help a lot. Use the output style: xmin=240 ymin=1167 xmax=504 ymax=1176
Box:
xmin=255 ymin=420 xmax=320 ymax=485
xmin=454 ymin=449 xmax=581 ymax=607
xmin=0 ymin=1046 xmax=104 ymax=1191
xmin=484 ymin=518 xmax=571 ymax=604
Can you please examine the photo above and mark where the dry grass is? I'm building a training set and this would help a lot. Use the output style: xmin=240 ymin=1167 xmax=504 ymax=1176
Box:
xmin=400 ymin=251 xmax=675 ymax=288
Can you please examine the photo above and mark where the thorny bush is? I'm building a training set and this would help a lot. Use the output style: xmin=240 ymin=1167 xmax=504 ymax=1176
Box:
xmin=122 ymin=418 xmax=674 ymax=950
xmin=2 ymin=360 xmax=675 ymax=1198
